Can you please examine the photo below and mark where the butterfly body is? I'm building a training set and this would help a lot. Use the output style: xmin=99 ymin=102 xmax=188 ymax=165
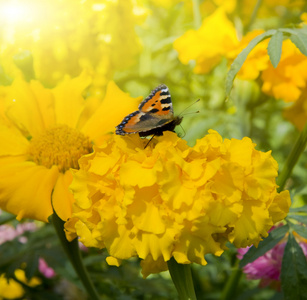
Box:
xmin=116 ymin=84 xmax=183 ymax=137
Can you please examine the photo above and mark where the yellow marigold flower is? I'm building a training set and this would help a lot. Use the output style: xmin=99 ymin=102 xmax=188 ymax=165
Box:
xmin=228 ymin=30 xmax=270 ymax=80
xmin=261 ymin=39 xmax=307 ymax=102
xmin=283 ymin=87 xmax=307 ymax=131
xmin=0 ymin=0 xmax=145 ymax=91
xmin=173 ymin=8 xmax=239 ymax=74
xmin=0 ymin=72 xmax=140 ymax=222
xmin=65 ymin=130 xmax=290 ymax=277
xmin=0 ymin=269 xmax=41 ymax=299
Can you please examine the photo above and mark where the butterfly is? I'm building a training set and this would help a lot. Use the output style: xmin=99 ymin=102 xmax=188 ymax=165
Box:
xmin=116 ymin=84 xmax=183 ymax=138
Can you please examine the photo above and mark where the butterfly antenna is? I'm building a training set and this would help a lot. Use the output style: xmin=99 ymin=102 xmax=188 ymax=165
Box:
xmin=144 ymin=134 xmax=156 ymax=149
xmin=179 ymin=124 xmax=186 ymax=138
xmin=178 ymin=99 xmax=200 ymax=116
xmin=181 ymin=110 xmax=200 ymax=116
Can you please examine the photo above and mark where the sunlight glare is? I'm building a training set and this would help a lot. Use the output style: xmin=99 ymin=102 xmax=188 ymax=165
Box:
xmin=0 ymin=1 xmax=37 ymax=24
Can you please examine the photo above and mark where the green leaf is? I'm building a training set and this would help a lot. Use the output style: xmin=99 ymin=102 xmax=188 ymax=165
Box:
xmin=267 ymin=30 xmax=283 ymax=68
xmin=290 ymin=224 xmax=307 ymax=239
xmin=290 ymin=32 xmax=307 ymax=56
xmin=239 ymin=225 xmax=289 ymax=268
xmin=288 ymin=214 xmax=307 ymax=224
xmin=289 ymin=205 xmax=307 ymax=213
xmin=281 ymin=233 xmax=307 ymax=300
xmin=225 ymin=29 xmax=276 ymax=97
xmin=281 ymin=28 xmax=307 ymax=56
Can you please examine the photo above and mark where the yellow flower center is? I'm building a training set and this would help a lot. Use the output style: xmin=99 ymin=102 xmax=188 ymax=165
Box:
xmin=28 ymin=125 xmax=92 ymax=172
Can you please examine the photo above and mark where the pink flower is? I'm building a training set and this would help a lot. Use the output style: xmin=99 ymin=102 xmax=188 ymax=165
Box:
xmin=0 ymin=223 xmax=37 ymax=245
xmin=238 ymin=236 xmax=307 ymax=288
xmin=38 ymin=258 xmax=56 ymax=278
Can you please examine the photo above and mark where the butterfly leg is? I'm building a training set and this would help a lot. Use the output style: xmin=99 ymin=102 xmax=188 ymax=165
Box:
xmin=144 ymin=134 xmax=156 ymax=149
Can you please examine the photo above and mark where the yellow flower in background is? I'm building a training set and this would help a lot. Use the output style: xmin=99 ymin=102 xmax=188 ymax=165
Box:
xmin=0 ymin=72 xmax=140 ymax=222
xmin=65 ymin=130 xmax=290 ymax=277
xmin=283 ymin=87 xmax=307 ymax=131
xmin=0 ymin=269 xmax=41 ymax=299
xmin=173 ymin=8 xmax=239 ymax=74
xmin=200 ymin=0 xmax=236 ymax=17
xmin=261 ymin=40 xmax=307 ymax=102
xmin=229 ymin=30 xmax=270 ymax=80
xmin=0 ymin=0 xmax=145 ymax=93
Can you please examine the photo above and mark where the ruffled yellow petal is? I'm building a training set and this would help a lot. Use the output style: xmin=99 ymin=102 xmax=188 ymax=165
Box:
xmin=120 ymin=161 xmax=157 ymax=188
xmin=230 ymin=203 xmax=273 ymax=248
xmin=104 ymin=224 xmax=137 ymax=259
xmin=0 ymin=162 xmax=59 ymax=222
xmin=65 ymin=131 xmax=291 ymax=277
xmin=140 ymin=255 xmax=168 ymax=278
xmin=269 ymin=190 xmax=292 ymax=223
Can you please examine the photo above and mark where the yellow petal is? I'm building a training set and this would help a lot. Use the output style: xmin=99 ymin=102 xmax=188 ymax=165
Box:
xmin=2 ymin=77 xmax=46 ymax=137
xmin=140 ymin=255 xmax=168 ymax=278
xmin=0 ymin=123 xmax=29 ymax=156
xmin=52 ymin=171 xmax=75 ymax=221
xmin=30 ymin=80 xmax=56 ymax=129
xmin=120 ymin=161 xmax=156 ymax=188
xmin=105 ymin=224 xmax=136 ymax=259
xmin=230 ymin=203 xmax=273 ymax=248
xmin=52 ymin=71 xmax=92 ymax=129
xmin=81 ymin=81 xmax=141 ymax=144
xmin=0 ymin=162 xmax=59 ymax=222
xmin=130 ymin=199 xmax=165 ymax=234
xmin=269 ymin=190 xmax=291 ymax=223
xmin=0 ymin=273 xmax=25 ymax=299
xmin=15 ymin=269 xmax=41 ymax=287
xmin=106 ymin=256 xmax=122 ymax=267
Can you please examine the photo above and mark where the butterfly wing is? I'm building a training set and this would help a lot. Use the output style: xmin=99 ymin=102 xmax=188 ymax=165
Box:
xmin=116 ymin=84 xmax=175 ymax=135
xmin=138 ymin=84 xmax=174 ymax=117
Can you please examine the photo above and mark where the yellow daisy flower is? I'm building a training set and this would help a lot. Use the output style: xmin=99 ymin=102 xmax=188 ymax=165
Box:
xmin=0 ymin=72 xmax=140 ymax=222
xmin=64 ymin=130 xmax=291 ymax=277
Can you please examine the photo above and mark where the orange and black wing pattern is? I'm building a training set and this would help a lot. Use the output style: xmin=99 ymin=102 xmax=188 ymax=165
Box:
xmin=116 ymin=84 xmax=181 ymax=136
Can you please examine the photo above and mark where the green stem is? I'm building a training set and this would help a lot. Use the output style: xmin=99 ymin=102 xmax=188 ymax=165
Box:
xmin=51 ymin=213 xmax=101 ymax=300
xmin=245 ymin=0 xmax=262 ymax=33
xmin=0 ymin=212 xmax=17 ymax=225
xmin=220 ymin=261 xmax=242 ymax=300
xmin=277 ymin=121 xmax=307 ymax=192
xmin=13 ymin=50 xmax=36 ymax=81
xmin=192 ymin=0 xmax=201 ymax=29
xmin=167 ymin=258 xmax=197 ymax=300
